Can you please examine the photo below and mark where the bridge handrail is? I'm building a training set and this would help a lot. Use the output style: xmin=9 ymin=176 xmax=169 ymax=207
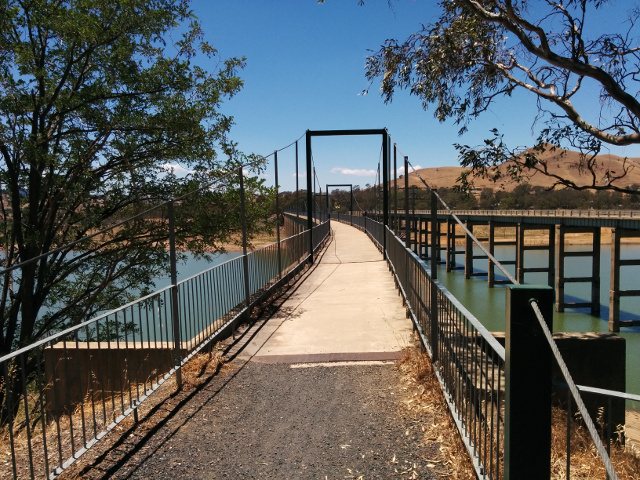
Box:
xmin=343 ymin=175 xmax=629 ymax=478
xmin=411 ymin=165 xmax=622 ymax=478
xmin=335 ymin=213 xmax=506 ymax=478
xmin=0 ymin=218 xmax=331 ymax=480
xmin=389 ymin=224 xmax=507 ymax=361
xmin=530 ymin=301 xmax=619 ymax=479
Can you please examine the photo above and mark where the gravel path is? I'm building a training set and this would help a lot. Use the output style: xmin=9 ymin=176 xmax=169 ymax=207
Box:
xmin=67 ymin=355 xmax=443 ymax=479
xmin=64 ymin=225 xmax=446 ymax=480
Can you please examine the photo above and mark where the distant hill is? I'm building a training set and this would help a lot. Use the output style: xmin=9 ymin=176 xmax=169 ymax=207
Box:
xmin=401 ymin=147 xmax=640 ymax=191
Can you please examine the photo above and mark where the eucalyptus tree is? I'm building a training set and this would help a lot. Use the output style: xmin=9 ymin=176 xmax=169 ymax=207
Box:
xmin=0 ymin=0 xmax=272 ymax=421
xmin=364 ymin=0 xmax=640 ymax=192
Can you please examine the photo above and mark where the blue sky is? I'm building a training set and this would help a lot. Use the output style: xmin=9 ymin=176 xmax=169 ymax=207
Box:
xmin=190 ymin=0 xmax=640 ymax=192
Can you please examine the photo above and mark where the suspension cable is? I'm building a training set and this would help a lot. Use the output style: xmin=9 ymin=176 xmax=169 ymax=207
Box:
xmin=260 ymin=131 xmax=306 ymax=160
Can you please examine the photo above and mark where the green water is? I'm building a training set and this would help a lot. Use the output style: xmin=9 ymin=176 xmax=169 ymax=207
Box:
xmin=437 ymin=244 xmax=640 ymax=397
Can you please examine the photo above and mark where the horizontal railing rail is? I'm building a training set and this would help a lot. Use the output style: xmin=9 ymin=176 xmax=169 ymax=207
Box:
xmin=0 ymin=218 xmax=330 ymax=480
xmin=441 ymin=209 xmax=640 ymax=218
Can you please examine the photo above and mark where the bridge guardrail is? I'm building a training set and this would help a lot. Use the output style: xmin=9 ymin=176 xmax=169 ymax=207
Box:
xmin=383 ymin=208 xmax=640 ymax=219
xmin=359 ymin=215 xmax=506 ymax=479
xmin=444 ymin=209 xmax=640 ymax=218
xmin=0 ymin=217 xmax=330 ymax=480
xmin=334 ymin=211 xmax=633 ymax=479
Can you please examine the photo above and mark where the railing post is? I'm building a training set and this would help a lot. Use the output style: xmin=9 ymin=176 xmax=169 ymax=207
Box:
xmin=393 ymin=143 xmax=398 ymax=234
xmin=295 ymin=140 xmax=300 ymax=218
xmin=305 ymin=131 xmax=314 ymax=263
xmin=504 ymin=284 xmax=554 ymax=479
xmin=430 ymin=189 xmax=439 ymax=362
xmin=404 ymin=157 xmax=410 ymax=250
xmin=382 ymin=131 xmax=389 ymax=259
xmin=404 ymin=157 xmax=411 ymax=308
xmin=350 ymin=187 xmax=354 ymax=226
xmin=239 ymin=167 xmax=251 ymax=321
xmin=167 ymin=199 xmax=182 ymax=389
xmin=274 ymin=150 xmax=282 ymax=279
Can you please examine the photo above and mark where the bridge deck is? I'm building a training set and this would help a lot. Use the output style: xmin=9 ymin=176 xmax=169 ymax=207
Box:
xmin=79 ymin=222 xmax=434 ymax=479
xmin=239 ymin=220 xmax=413 ymax=363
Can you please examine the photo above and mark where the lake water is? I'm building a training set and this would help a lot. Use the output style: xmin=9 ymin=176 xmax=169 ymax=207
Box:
xmin=437 ymin=244 xmax=640 ymax=397
xmin=159 ymin=251 xmax=243 ymax=286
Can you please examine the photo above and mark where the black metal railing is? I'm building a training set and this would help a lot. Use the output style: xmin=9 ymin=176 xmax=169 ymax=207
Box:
xmin=333 ymin=207 xmax=633 ymax=479
xmin=383 ymin=217 xmax=505 ymax=478
xmin=0 ymin=217 xmax=329 ymax=480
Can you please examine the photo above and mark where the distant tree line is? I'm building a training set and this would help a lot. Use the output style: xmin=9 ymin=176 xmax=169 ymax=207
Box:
xmin=472 ymin=184 xmax=640 ymax=211
xmin=279 ymin=183 xmax=640 ymax=214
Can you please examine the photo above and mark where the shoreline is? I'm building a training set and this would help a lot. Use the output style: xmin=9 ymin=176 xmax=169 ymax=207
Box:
xmin=452 ymin=226 xmax=640 ymax=246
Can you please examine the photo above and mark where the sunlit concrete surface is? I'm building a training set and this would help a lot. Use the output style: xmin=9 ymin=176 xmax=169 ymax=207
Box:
xmin=239 ymin=221 xmax=413 ymax=363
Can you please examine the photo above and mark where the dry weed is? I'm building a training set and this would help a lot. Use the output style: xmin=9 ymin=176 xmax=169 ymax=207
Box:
xmin=397 ymin=342 xmax=476 ymax=479
xmin=0 ymin=348 xmax=226 ymax=480
xmin=550 ymin=406 xmax=640 ymax=479
xmin=180 ymin=349 xmax=226 ymax=389
xmin=398 ymin=338 xmax=640 ymax=480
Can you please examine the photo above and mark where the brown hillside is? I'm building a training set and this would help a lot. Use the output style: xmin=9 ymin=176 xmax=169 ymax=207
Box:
xmin=401 ymin=147 xmax=640 ymax=191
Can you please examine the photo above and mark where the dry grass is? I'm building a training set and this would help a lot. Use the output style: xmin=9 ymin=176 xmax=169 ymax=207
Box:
xmin=550 ymin=407 xmax=640 ymax=479
xmin=396 ymin=341 xmax=476 ymax=479
xmin=398 ymin=338 xmax=640 ymax=479
xmin=179 ymin=348 xmax=226 ymax=388
xmin=0 ymin=348 xmax=227 ymax=480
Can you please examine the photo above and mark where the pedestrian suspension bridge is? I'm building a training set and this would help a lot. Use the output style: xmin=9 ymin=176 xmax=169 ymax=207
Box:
xmin=1 ymin=129 xmax=639 ymax=480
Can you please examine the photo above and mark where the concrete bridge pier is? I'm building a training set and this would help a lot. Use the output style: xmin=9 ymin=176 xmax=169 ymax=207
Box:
xmin=555 ymin=225 xmax=601 ymax=315
xmin=433 ymin=219 xmax=446 ymax=263
xmin=415 ymin=216 xmax=425 ymax=258
xmin=416 ymin=216 xmax=443 ymax=262
xmin=405 ymin=215 xmax=418 ymax=256
xmin=488 ymin=222 xmax=518 ymax=287
xmin=419 ymin=218 xmax=429 ymax=258
xmin=610 ymin=227 xmax=640 ymax=331
xmin=516 ymin=223 xmax=555 ymax=286
xmin=446 ymin=219 xmax=465 ymax=272
xmin=464 ymin=220 xmax=489 ymax=279
xmin=421 ymin=216 xmax=440 ymax=261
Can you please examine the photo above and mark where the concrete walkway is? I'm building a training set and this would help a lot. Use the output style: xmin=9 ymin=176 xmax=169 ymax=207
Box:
xmin=67 ymin=221 xmax=441 ymax=479
xmin=238 ymin=220 xmax=413 ymax=364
